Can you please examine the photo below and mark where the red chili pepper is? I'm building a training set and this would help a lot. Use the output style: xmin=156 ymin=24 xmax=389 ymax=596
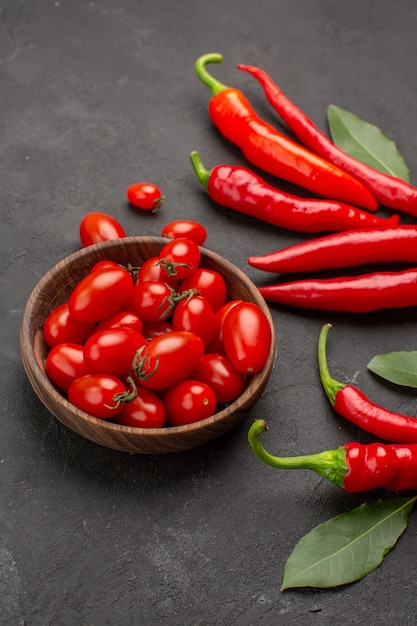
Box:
xmin=258 ymin=267 xmax=417 ymax=312
xmin=248 ymin=225 xmax=417 ymax=273
xmin=319 ymin=323 xmax=417 ymax=444
xmin=238 ymin=63 xmax=417 ymax=216
xmin=248 ymin=418 xmax=417 ymax=493
xmin=195 ymin=53 xmax=378 ymax=211
xmin=190 ymin=151 xmax=398 ymax=234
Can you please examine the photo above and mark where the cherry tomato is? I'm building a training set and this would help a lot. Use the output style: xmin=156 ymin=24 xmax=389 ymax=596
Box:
xmin=222 ymin=302 xmax=272 ymax=374
xmin=95 ymin=310 xmax=143 ymax=334
xmin=126 ymin=280 xmax=175 ymax=322
xmin=68 ymin=374 xmax=135 ymax=419
xmin=68 ymin=266 xmax=134 ymax=322
xmin=141 ymin=319 xmax=173 ymax=339
xmin=43 ymin=302 xmax=96 ymax=348
xmin=138 ymin=256 xmax=179 ymax=290
xmin=126 ymin=182 xmax=164 ymax=212
xmin=132 ymin=331 xmax=204 ymax=390
xmin=207 ymin=300 xmax=243 ymax=353
xmin=158 ymin=237 xmax=201 ymax=280
xmin=161 ymin=220 xmax=207 ymax=246
xmin=114 ymin=388 xmax=166 ymax=428
xmin=79 ymin=212 xmax=126 ymax=247
xmin=163 ymin=380 xmax=217 ymax=426
xmin=83 ymin=328 xmax=146 ymax=377
xmin=90 ymin=260 xmax=122 ymax=273
xmin=172 ymin=295 xmax=215 ymax=348
xmin=45 ymin=343 xmax=90 ymax=392
xmin=179 ymin=268 xmax=226 ymax=312
xmin=192 ymin=353 xmax=246 ymax=404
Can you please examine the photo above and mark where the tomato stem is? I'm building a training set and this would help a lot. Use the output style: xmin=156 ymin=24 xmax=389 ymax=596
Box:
xmin=132 ymin=346 xmax=159 ymax=381
xmin=105 ymin=376 xmax=137 ymax=410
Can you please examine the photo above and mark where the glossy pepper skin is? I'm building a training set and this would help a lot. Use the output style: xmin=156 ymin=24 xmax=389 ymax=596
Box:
xmin=238 ymin=63 xmax=417 ymax=216
xmin=319 ymin=323 xmax=417 ymax=444
xmin=248 ymin=419 xmax=417 ymax=493
xmin=189 ymin=151 xmax=398 ymax=234
xmin=195 ymin=54 xmax=378 ymax=211
xmin=258 ymin=267 xmax=417 ymax=313
xmin=248 ymin=225 xmax=417 ymax=273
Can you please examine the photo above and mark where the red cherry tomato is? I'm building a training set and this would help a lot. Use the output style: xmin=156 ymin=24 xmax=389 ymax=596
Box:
xmin=79 ymin=212 xmax=126 ymax=247
xmin=138 ymin=256 xmax=179 ymax=290
xmin=43 ymin=302 xmax=96 ymax=348
xmin=126 ymin=280 xmax=176 ymax=322
xmin=222 ymin=302 xmax=272 ymax=374
xmin=90 ymin=260 xmax=122 ymax=273
xmin=161 ymin=220 xmax=207 ymax=246
xmin=192 ymin=353 xmax=246 ymax=404
xmin=141 ymin=319 xmax=173 ymax=339
xmin=179 ymin=268 xmax=226 ymax=312
xmin=68 ymin=266 xmax=134 ymax=322
xmin=45 ymin=343 xmax=90 ymax=392
xmin=126 ymin=182 xmax=164 ymax=212
xmin=163 ymin=380 xmax=217 ymax=426
xmin=95 ymin=310 xmax=143 ymax=334
xmin=68 ymin=374 xmax=134 ymax=419
xmin=114 ymin=388 xmax=166 ymax=428
xmin=207 ymin=300 xmax=243 ymax=353
xmin=172 ymin=295 xmax=215 ymax=348
xmin=158 ymin=237 xmax=201 ymax=280
xmin=83 ymin=328 xmax=146 ymax=377
xmin=132 ymin=331 xmax=204 ymax=390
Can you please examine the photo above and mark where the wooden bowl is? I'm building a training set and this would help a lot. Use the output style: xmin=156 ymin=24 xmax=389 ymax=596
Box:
xmin=20 ymin=237 xmax=275 ymax=454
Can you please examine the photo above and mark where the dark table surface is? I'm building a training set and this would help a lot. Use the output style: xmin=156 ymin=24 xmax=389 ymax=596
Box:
xmin=3 ymin=1 xmax=417 ymax=624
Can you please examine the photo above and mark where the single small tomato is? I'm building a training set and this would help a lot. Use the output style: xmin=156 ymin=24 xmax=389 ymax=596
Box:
xmin=126 ymin=280 xmax=176 ymax=322
xmin=90 ymin=260 xmax=122 ymax=273
xmin=163 ymin=380 xmax=217 ymax=426
xmin=161 ymin=220 xmax=207 ymax=246
xmin=192 ymin=353 xmax=246 ymax=404
xmin=43 ymin=302 xmax=96 ymax=348
xmin=83 ymin=328 xmax=146 ymax=377
xmin=158 ymin=237 xmax=201 ymax=280
xmin=95 ymin=310 xmax=143 ymax=334
xmin=132 ymin=331 xmax=204 ymax=390
xmin=179 ymin=268 xmax=227 ymax=312
xmin=68 ymin=374 xmax=135 ymax=419
xmin=126 ymin=182 xmax=164 ymax=212
xmin=141 ymin=319 xmax=173 ymax=339
xmin=222 ymin=302 xmax=272 ymax=374
xmin=207 ymin=300 xmax=243 ymax=353
xmin=172 ymin=295 xmax=215 ymax=348
xmin=79 ymin=212 xmax=126 ymax=247
xmin=114 ymin=388 xmax=166 ymax=428
xmin=45 ymin=343 xmax=90 ymax=392
xmin=137 ymin=256 xmax=179 ymax=290
xmin=68 ymin=266 xmax=134 ymax=322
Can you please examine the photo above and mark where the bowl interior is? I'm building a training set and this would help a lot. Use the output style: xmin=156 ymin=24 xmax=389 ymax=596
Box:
xmin=20 ymin=236 xmax=275 ymax=453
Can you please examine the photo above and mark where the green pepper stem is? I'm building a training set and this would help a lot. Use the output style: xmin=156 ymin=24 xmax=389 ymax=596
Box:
xmin=318 ymin=323 xmax=345 ymax=406
xmin=189 ymin=151 xmax=211 ymax=189
xmin=248 ymin=419 xmax=348 ymax=489
xmin=195 ymin=53 xmax=228 ymax=95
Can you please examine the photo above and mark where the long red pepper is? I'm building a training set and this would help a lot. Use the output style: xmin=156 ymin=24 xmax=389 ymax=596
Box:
xmin=248 ymin=225 xmax=417 ymax=273
xmin=319 ymin=323 xmax=417 ymax=444
xmin=195 ymin=54 xmax=378 ymax=211
xmin=248 ymin=418 xmax=417 ymax=493
xmin=238 ymin=63 xmax=417 ymax=216
xmin=258 ymin=267 xmax=417 ymax=313
xmin=190 ymin=151 xmax=398 ymax=234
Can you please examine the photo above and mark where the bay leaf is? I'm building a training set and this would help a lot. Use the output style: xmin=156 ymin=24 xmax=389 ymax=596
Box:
xmin=281 ymin=496 xmax=416 ymax=590
xmin=327 ymin=104 xmax=410 ymax=182
xmin=367 ymin=351 xmax=417 ymax=387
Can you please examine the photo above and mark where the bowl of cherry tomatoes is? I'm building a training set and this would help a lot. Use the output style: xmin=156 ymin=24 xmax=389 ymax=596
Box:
xmin=20 ymin=236 xmax=275 ymax=453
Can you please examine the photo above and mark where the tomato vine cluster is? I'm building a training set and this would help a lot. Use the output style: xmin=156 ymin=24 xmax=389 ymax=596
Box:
xmin=43 ymin=237 xmax=271 ymax=428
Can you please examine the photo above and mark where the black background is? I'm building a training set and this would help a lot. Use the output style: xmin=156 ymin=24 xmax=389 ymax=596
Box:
xmin=2 ymin=1 xmax=417 ymax=624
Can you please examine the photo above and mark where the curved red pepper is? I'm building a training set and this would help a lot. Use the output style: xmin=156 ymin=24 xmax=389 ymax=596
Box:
xmin=238 ymin=63 xmax=417 ymax=216
xmin=318 ymin=323 xmax=417 ymax=444
xmin=190 ymin=151 xmax=398 ymax=234
xmin=248 ymin=419 xmax=417 ymax=493
xmin=195 ymin=54 xmax=378 ymax=211
xmin=258 ymin=267 xmax=417 ymax=313
xmin=248 ymin=225 xmax=417 ymax=273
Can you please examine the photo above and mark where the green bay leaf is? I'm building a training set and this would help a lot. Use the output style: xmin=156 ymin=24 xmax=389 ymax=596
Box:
xmin=367 ymin=351 xmax=417 ymax=387
xmin=281 ymin=496 xmax=416 ymax=590
xmin=327 ymin=104 xmax=410 ymax=182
